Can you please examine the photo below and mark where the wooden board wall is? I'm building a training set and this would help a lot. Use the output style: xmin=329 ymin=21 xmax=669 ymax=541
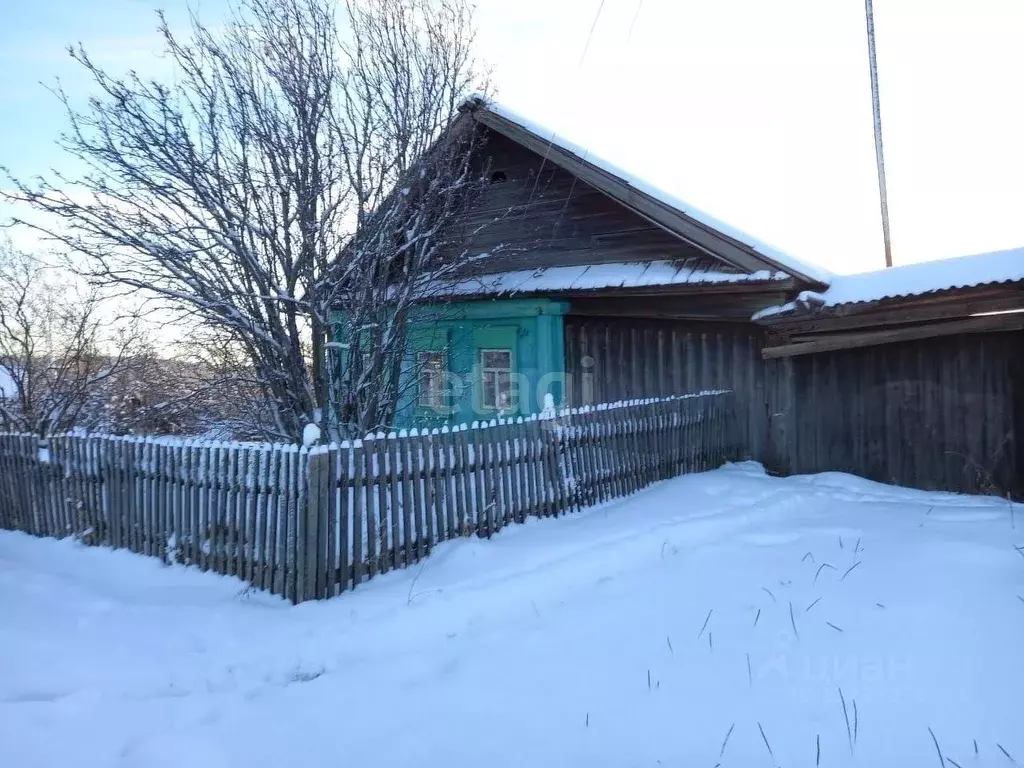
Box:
xmin=442 ymin=131 xmax=733 ymax=275
xmin=769 ymin=330 xmax=1023 ymax=499
xmin=564 ymin=317 xmax=770 ymax=463
xmin=566 ymin=317 xmax=1023 ymax=499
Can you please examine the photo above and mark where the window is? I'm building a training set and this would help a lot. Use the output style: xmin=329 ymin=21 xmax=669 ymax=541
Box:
xmin=417 ymin=351 xmax=447 ymax=409
xmin=480 ymin=349 xmax=514 ymax=410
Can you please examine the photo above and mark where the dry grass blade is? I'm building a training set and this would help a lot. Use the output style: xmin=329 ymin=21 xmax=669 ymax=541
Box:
xmin=697 ymin=609 xmax=713 ymax=639
xmin=746 ymin=653 xmax=753 ymax=686
xmin=853 ymin=698 xmax=859 ymax=743
xmin=789 ymin=600 xmax=799 ymax=641
xmin=841 ymin=561 xmax=862 ymax=581
xmin=806 ymin=596 xmax=822 ymax=612
xmin=947 ymin=758 xmax=964 ymax=768
xmin=928 ymin=727 xmax=944 ymax=768
xmin=839 ymin=688 xmax=853 ymax=755
xmin=997 ymin=743 xmax=1015 ymax=762
xmin=814 ymin=563 xmax=836 ymax=585
xmin=816 ymin=733 xmax=821 ymax=766
xmin=666 ymin=636 xmax=673 ymax=656
xmin=758 ymin=721 xmax=774 ymax=759
xmin=753 ymin=608 xmax=761 ymax=627
xmin=802 ymin=551 xmax=815 ymax=563
xmin=762 ymin=586 xmax=776 ymax=603
xmin=826 ymin=621 xmax=844 ymax=632
xmin=719 ymin=722 xmax=735 ymax=758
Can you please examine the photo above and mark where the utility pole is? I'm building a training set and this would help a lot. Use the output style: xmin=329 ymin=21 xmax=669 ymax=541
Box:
xmin=864 ymin=0 xmax=893 ymax=268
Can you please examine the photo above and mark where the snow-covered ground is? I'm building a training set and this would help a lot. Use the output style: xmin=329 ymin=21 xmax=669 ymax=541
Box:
xmin=2 ymin=463 xmax=1022 ymax=768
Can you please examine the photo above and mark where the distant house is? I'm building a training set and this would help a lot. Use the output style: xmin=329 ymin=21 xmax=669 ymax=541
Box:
xmin=339 ymin=97 xmax=826 ymax=444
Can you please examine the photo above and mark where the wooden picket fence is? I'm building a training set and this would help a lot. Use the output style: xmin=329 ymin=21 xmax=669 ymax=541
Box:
xmin=0 ymin=391 xmax=737 ymax=602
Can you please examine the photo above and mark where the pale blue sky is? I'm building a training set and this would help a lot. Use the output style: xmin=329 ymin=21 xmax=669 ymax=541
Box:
xmin=3 ymin=0 xmax=1023 ymax=274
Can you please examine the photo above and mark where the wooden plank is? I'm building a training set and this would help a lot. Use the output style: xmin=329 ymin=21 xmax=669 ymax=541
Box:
xmin=337 ymin=445 xmax=351 ymax=592
xmin=363 ymin=437 xmax=377 ymax=577
xmin=375 ymin=435 xmax=390 ymax=573
xmin=481 ymin=424 xmax=497 ymax=534
xmin=316 ymin=447 xmax=331 ymax=598
xmin=495 ymin=423 xmax=512 ymax=528
xmin=472 ymin=424 xmax=488 ymax=531
xmin=263 ymin=446 xmax=281 ymax=592
xmin=441 ymin=429 xmax=457 ymax=537
xmin=228 ymin=444 xmax=242 ymax=575
xmin=293 ymin=448 xmax=309 ymax=602
xmin=154 ymin=442 xmax=167 ymax=561
xmin=257 ymin=447 xmax=273 ymax=590
xmin=454 ymin=426 xmax=469 ymax=535
xmin=352 ymin=441 xmax=365 ymax=587
xmin=388 ymin=436 xmax=402 ymax=570
xmin=423 ymin=431 xmax=437 ymax=549
xmin=400 ymin=433 xmax=415 ymax=565
xmin=763 ymin=313 xmax=1024 ymax=358
xmin=304 ymin=450 xmax=324 ymax=600
xmin=410 ymin=432 xmax=426 ymax=556
xmin=281 ymin=447 xmax=297 ymax=600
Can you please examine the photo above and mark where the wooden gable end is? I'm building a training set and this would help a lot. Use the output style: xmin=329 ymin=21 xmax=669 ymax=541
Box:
xmin=443 ymin=129 xmax=738 ymax=276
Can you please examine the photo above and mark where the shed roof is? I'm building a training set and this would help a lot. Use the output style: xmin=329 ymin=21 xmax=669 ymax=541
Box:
xmin=462 ymin=97 xmax=831 ymax=288
xmin=754 ymin=247 xmax=1024 ymax=321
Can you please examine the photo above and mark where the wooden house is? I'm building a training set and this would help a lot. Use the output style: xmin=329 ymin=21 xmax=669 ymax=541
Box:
xmin=377 ymin=97 xmax=827 ymax=454
xmin=334 ymin=98 xmax=1023 ymax=499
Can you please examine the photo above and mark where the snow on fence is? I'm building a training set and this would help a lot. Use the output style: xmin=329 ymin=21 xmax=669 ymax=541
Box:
xmin=0 ymin=391 xmax=738 ymax=602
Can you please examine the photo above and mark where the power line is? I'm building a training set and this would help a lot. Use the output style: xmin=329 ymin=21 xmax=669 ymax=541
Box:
xmin=627 ymin=0 xmax=644 ymax=43
xmin=579 ymin=0 xmax=607 ymax=66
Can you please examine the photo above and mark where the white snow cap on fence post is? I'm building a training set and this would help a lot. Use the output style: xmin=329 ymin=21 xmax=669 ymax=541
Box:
xmin=302 ymin=423 xmax=322 ymax=448
xmin=541 ymin=393 xmax=557 ymax=420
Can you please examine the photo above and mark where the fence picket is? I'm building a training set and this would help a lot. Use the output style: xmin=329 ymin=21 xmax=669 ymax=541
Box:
xmin=0 ymin=392 xmax=735 ymax=603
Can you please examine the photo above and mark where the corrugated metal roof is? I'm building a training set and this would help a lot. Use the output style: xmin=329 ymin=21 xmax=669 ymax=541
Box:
xmin=754 ymin=247 xmax=1024 ymax=320
xmin=441 ymin=260 xmax=790 ymax=297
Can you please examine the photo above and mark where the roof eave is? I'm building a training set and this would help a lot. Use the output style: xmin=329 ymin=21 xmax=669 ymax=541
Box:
xmin=466 ymin=102 xmax=828 ymax=289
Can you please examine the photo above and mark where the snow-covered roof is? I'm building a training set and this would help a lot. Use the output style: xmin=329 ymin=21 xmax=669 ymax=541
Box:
xmin=754 ymin=247 xmax=1024 ymax=320
xmin=463 ymin=96 xmax=832 ymax=288
xmin=443 ymin=261 xmax=789 ymax=297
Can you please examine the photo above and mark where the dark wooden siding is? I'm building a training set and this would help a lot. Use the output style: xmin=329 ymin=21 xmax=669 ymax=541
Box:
xmin=566 ymin=317 xmax=1023 ymax=499
xmin=445 ymin=130 xmax=733 ymax=275
xmin=564 ymin=316 xmax=769 ymax=462
xmin=770 ymin=331 xmax=1023 ymax=498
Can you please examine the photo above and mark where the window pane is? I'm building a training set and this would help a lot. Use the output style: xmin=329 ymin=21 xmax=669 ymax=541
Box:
xmin=482 ymin=370 xmax=496 ymax=408
xmin=497 ymin=370 xmax=512 ymax=409
xmin=482 ymin=350 xmax=511 ymax=370
xmin=418 ymin=351 xmax=446 ymax=408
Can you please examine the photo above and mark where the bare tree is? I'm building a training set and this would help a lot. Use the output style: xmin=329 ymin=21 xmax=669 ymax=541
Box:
xmin=0 ymin=240 xmax=144 ymax=436
xmin=3 ymin=0 xmax=492 ymax=442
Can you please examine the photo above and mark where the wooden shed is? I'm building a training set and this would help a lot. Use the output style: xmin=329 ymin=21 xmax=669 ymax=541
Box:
xmin=756 ymin=250 xmax=1024 ymax=498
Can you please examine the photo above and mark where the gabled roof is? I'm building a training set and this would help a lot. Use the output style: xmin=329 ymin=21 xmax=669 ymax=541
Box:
xmin=754 ymin=247 xmax=1024 ymax=321
xmin=461 ymin=96 xmax=831 ymax=289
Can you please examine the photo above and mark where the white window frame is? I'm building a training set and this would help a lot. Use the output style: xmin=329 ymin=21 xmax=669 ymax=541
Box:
xmin=479 ymin=348 xmax=515 ymax=411
xmin=417 ymin=350 xmax=448 ymax=409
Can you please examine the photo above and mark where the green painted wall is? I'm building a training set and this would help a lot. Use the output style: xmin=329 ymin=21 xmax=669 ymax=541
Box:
xmin=332 ymin=298 xmax=569 ymax=429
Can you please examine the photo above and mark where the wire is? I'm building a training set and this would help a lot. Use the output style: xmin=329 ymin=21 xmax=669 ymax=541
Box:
xmin=579 ymin=0 xmax=608 ymax=66
xmin=627 ymin=0 xmax=644 ymax=43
